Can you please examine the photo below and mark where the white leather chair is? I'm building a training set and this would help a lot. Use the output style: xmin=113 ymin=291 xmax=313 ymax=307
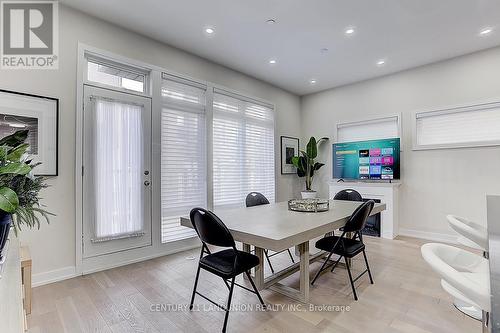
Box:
xmin=447 ymin=215 xmax=488 ymax=253
xmin=446 ymin=214 xmax=489 ymax=320
xmin=420 ymin=243 xmax=490 ymax=325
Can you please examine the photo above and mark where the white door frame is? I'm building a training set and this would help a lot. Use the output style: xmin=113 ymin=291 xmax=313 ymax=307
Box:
xmin=75 ymin=44 xmax=201 ymax=275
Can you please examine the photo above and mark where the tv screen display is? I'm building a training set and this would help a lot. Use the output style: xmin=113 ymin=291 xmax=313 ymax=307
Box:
xmin=332 ymin=138 xmax=400 ymax=180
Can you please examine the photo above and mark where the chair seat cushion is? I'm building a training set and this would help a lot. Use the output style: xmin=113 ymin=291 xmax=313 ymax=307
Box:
xmin=315 ymin=236 xmax=365 ymax=258
xmin=200 ymin=249 xmax=260 ymax=278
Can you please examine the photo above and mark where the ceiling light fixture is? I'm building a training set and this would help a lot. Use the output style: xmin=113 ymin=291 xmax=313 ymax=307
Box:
xmin=204 ymin=27 xmax=215 ymax=35
xmin=310 ymin=79 xmax=317 ymax=85
xmin=479 ymin=27 xmax=493 ymax=36
xmin=376 ymin=59 xmax=386 ymax=66
xmin=320 ymin=48 xmax=329 ymax=53
xmin=269 ymin=59 xmax=277 ymax=65
xmin=345 ymin=27 xmax=355 ymax=35
xmin=266 ymin=18 xmax=277 ymax=24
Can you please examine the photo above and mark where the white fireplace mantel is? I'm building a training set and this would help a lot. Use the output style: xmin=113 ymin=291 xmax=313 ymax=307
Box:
xmin=329 ymin=182 xmax=401 ymax=239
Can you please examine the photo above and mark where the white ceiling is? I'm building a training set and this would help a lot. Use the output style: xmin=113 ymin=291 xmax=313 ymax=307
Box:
xmin=62 ymin=0 xmax=500 ymax=95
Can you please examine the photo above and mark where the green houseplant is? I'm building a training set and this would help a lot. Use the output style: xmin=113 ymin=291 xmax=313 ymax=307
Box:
xmin=0 ymin=130 xmax=52 ymax=258
xmin=291 ymin=136 xmax=329 ymax=199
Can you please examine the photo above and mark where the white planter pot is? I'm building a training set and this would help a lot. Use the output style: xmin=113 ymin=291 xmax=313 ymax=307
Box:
xmin=301 ymin=190 xmax=317 ymax=199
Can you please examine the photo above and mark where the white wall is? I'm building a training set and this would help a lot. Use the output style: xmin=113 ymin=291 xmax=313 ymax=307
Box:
xmin=0 ymin=5 xmax=302 ymax=284
xmin=301 ymin=46 xmax=500 ymax=240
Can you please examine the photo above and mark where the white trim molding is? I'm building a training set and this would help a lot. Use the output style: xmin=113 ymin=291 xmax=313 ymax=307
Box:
xmin=398 ymin=228 xmax=458 ymax=244
xmin=32 ymin=266 xmax=77 ymax=287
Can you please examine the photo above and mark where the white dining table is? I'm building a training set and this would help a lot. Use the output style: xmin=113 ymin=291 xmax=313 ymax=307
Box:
xmin=180 ymin=199 xmax=386 ymax=303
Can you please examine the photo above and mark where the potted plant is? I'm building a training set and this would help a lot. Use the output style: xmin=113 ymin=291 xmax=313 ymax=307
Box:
xmin=0 ymin=130 xmax=52 ymax=259
xmin=291 ymin=136 xmax=329 ymax=199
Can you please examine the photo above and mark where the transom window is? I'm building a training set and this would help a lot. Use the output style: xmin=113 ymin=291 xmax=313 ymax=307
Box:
xmin=86 ymin=56 xmax=149 ymax=93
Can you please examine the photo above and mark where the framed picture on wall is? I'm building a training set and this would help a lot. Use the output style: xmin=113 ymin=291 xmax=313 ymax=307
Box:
xmin=0 ymin=90 xmax=58 ymax=176
xmin=281 ymin=136 xmax=299 ymax=174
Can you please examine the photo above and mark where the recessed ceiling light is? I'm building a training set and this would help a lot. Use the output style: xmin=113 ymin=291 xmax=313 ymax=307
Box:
xmin=345 ymin=27 xmax=355 ymax=35
xmin=204 ymin=27 xmax=215 ymax=35
xmin=479 ymin=27 xmax=493 ymax=36
xmin=266 ymin=18 xmax=277 ymax=24
xmin=376 ymin=59 xmax=386 ymax=66
xmin=310 ymin=79 xmax=317 ymax=85
xmin=269 ymin=59 xmax=277 ymax=65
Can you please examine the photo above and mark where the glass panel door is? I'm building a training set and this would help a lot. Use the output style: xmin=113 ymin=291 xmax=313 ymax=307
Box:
xmin=82 ymin=85 xmax=152 ymax=258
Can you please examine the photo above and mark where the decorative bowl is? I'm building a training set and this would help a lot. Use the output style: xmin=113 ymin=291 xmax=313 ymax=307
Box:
xmin=288 ymin=198 xmax=329 ymax=212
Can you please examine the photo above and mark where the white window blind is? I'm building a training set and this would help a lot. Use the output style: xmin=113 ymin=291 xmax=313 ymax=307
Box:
xmin=213 ymin=90 xmax=275 ymax=209
xmin=337 ymin=115 xmax=400 ymax=143
xmin=161 ymin=75 xmax=207 ymax=243
xmin=415 ymin=102 xmax=500 ymax=149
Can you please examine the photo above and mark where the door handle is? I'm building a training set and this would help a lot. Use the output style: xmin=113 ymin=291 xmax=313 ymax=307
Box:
xmin=144 ymin=180 xmax=151 ymax=186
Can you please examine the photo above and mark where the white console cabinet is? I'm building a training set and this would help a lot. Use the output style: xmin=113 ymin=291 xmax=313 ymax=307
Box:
xmin=329 ymin=182 xmax=401 ymax=239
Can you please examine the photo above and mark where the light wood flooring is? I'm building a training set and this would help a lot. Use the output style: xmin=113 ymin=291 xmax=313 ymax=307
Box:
xmin=27 ymin=236 xmax=481 ymax=333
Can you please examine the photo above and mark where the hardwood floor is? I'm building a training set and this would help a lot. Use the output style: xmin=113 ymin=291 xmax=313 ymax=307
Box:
xmin=27 ymin=236 xmax=480 ymax=333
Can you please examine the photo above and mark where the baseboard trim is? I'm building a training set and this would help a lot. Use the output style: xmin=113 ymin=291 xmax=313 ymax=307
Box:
xmin=32 ymin=242 xmax=201 ymax=287
xmin=81 ymin=242 xmax=200 ymax=275
xmin=398 ymin=228 xmax=458 ymax=244
xmin=32 ymin=266 xmax=77 ymax=287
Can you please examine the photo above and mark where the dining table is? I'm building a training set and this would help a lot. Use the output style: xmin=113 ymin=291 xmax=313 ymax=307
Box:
xmin=180 ymin=199 xmax=386 ymax=303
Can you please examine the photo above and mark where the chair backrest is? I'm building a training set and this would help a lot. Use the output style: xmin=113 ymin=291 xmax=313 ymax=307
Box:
xmin=343 ymin=200 xmax=375 ymax=233
xmin=190 ymin=208 xmax=235 ymax=248
xmin=246 ymin=192 xmax=270 ymax=207
xmin=334 ymin=189 xmax=363 ymax=201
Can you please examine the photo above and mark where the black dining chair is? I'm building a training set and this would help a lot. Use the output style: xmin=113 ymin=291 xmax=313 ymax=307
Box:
xmin=311 ymin=200 xmax=375 ymax=301
xmin=245 ymin=192 xmax=295 ymax=274
xmin=334 ymin=189 xmax=363 ymax=201
xmin=189 ymin=208 xmax=265 ymax=333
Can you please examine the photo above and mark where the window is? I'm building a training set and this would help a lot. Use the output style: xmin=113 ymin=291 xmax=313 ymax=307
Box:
xmin=87 ymin=57 xmax=147 ymax=93
xmin=161 ymin=75 xmax=207 ymax=243
xmin=337 ymin=115 xmax=400 ymax=143
xmin=213 ymin=89 xmax=275 ymax=209
xmin=414 ymin=101 xmax=500 ymax=150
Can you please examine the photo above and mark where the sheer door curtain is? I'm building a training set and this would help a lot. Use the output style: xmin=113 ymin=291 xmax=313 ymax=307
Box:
xmin=92 ymin=97 xmax=145 ymax=241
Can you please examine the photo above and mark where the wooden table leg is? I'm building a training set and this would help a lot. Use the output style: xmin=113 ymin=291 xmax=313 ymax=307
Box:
xmin=298 ymin=241 xmax=310 ymax=303
xmin=254 ymin=247 xmax=265 ymax=290
xmin=242 ymin=243 xmax=251 ymax=253
xmin=242 ymin=243 xmax=251 ymax=281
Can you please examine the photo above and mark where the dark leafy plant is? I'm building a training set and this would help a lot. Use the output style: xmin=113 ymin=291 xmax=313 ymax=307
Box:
xmin=0 ymin=130 xmax=53 ymax=234
xmin=291 ymin=136 xmax=329 ymax=191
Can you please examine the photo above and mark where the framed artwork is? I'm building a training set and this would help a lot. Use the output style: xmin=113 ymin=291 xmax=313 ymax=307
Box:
xmin=0 ymin=89 xmax=58 ymax=176
xmin=281 ymin=136 xmax=299 ymax=174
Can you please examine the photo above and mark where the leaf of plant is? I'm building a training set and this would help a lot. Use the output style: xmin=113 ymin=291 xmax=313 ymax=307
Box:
xmin=0 ymin=146 xmax=8 ymax=160
xmin=0 ymin=162 xmax=31 ymax=175
xmin=7 ymin=143 xmax=29 ymax=161
xmin=314 ymin=162 xmax=325 ymax=171
xmin=316 ymin=137 xmax=329 ymax=146
xmin=0 ymin=187 xmax=19 ymax=213
xmin=298 ymin=156 xmax=307 ymax=172
xmin=306 ymin=137 xmax=317 ymax=159
xmin=0 ymin=130 xmax=28 ymax=147
xmin=291 ymin=156 xmax=300 ymax=168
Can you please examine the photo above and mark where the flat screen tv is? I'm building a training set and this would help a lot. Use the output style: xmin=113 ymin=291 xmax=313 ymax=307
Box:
xmin=332 ymin=138 xmax=400 ymax=180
